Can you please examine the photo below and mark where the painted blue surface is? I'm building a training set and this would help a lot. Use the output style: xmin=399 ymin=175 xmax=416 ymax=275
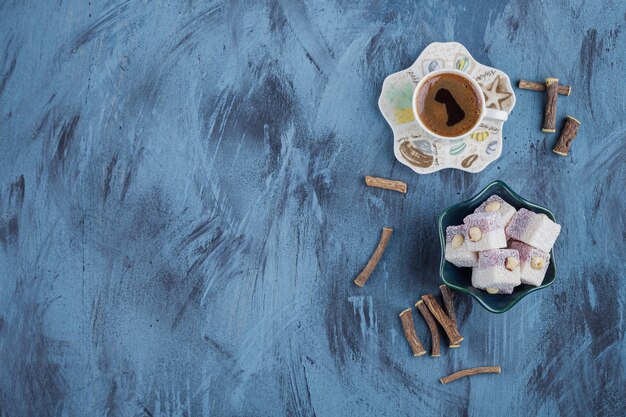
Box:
xmin=0 ymin=1 xmax=624 ymax=416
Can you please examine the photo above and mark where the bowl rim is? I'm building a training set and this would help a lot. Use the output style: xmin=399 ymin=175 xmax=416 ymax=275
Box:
xmin=437 ymin=179 xmax=558 ymax=313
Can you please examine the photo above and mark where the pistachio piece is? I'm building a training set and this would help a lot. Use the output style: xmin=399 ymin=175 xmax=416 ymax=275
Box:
xmin=486 ymin=287 xmax=499 ymax=294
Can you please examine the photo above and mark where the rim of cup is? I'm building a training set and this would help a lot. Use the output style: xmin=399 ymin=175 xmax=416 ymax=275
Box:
xmin=412 ymin=68 xmax=486 ymax=140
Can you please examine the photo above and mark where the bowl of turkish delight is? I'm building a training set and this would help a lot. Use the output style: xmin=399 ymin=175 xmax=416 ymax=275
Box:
xmin=438 ymin=180 xmax=561 ymax=313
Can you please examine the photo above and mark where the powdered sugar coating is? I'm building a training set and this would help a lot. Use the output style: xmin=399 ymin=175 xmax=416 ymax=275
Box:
xmin=505 ymin=208 xmax=534 ymax=240
xmin=472 ymin=266 xmax=520 ymax=293
xmin=445 ymin=224 xmax=478 ymax=267
xmin=509 ymin=240 xmax=550 ymax=286
xmin=446 ymin=225 xmax=466 ymax=243
xmin=463 ymin=212 xmax=503 ymax=232
xmin=506 ymin=208 xmax=561 ymax=252
xmin=464 ymin=229 xmax=507 ymax=252
xmin=475 ymin=195 xmax=517 ymax=226
xmin=509 ymin=240 xmax=549 ymax=265
xmin=478 ymin=249 xmax=519 ymax=269
xmin=476 ymin=195 xmax=506 ymax=209
xmin=445 ymin=245 xmax=478 ymax=267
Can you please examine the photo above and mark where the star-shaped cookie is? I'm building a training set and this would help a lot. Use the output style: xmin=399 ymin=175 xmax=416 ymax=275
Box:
xmin=482 ymin=75 xmax=513 ymax=110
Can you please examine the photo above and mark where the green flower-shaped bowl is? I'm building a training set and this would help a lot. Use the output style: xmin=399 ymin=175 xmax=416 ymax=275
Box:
xmin=438 ymin=180 xmax=558 ymax=313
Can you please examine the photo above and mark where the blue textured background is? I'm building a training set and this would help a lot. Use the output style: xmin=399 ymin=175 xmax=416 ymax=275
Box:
xmin=1 ymin=1 xmax=625 ymax=416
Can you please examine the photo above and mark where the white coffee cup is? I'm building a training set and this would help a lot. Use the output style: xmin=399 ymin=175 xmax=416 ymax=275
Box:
xmin=412 ymin=69 xmax=508 ymax=140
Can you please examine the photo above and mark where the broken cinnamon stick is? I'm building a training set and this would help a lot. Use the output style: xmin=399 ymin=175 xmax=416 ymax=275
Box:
xmin=354 ymin=227 xmax=393 ymax=287
xmin=421 ymin=294 xmax=463 ymax=347
xmin=439 ymin=366 xmax=501 ymax=384
xmin=415 ymin=300 xmax=440 ymax=357
xmin=542 ymin=78 xmax=559 ymax=133
xmin=365 ymin=176 xmax=407 ymax=194
xmin=553 ymin=116 xmax=581 ymax=156
xmin=399 ymin=308 xmax=426 ymax=357
xmin=439 ymin=285 xmax=461 ymax=347
xmin=519 ymin=79 xmax=571 ymax=96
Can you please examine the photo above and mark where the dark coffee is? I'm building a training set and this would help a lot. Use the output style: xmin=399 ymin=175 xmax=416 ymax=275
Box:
xmin=415 ymin=72 xmax=482 ymax=137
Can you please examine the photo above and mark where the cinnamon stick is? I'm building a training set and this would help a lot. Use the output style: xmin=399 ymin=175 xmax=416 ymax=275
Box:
xmin=421 ymin=294 xmax=463 ymax=347
xmin=399 ymin=308 xmax=426 ymax=357
xmin=439 ymin=366 xmax=501 ymax=384
xmin=553 ymin=116 xmax=581 ymax=156
xmin=364 ymin=176 xmax=407 ymax=194
xmin=354 ymin=228 xmax=393 ymax=287
xmin=519 ymin=80 xmax=571 ymax=96
xmin=415 ymin=300 xmax=441 ymax=357
xmin=542 ymin=78 xmax=559 ymax=133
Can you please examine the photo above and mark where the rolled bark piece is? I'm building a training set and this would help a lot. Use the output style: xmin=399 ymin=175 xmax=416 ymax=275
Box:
xmin=399 ymin=308 xmax=427 ymax=357
xmin=542 ymin=78 xmax=559 ymax=133
xmin=439 ymin=366 xmax=501 ymax=384
xmin=365 ymin=176 xmax=407 ymax=194
xmin=519 ymin=79 xmax=571 ymax=96
xmin=354 ymin=228 xmax=393 ymax=287
xmin=553 ymin=116 xmax=581 ymax=156
xmin=421 ymin=294 xmax=463 ymax=347
xmin=415 ymin=300 xmax=441 ymax=357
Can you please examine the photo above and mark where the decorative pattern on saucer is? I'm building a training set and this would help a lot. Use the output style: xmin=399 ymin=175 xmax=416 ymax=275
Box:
xmin=378 ymin=42 xmax=516 ymax=174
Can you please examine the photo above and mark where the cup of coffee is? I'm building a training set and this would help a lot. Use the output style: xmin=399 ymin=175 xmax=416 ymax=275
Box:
xmin=412 ymin=69 xmax=508 ymax=140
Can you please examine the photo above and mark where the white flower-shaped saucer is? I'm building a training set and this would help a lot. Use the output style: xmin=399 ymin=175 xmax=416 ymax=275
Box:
xmin=378 ymin=42 xmax=516 ymax=174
